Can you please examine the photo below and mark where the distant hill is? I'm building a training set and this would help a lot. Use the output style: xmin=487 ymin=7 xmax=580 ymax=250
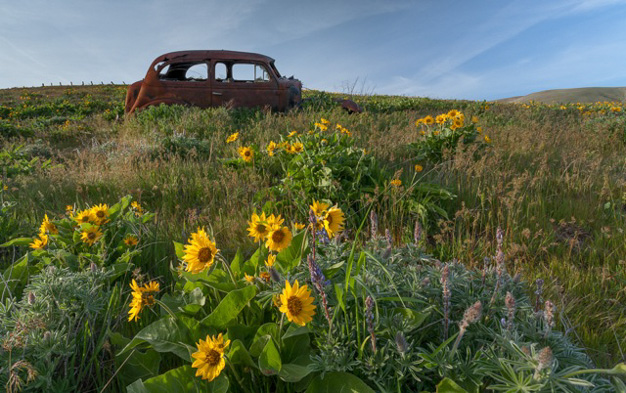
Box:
xmin=498 ymin=87 xmax=626 ymax=104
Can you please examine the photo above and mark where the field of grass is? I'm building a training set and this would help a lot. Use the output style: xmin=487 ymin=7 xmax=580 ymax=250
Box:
xmin=0 ymin=85 xmax=625 ymax=392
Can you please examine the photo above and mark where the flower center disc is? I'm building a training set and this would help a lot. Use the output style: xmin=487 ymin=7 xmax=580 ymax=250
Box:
xmin=205 ymin=349 xmax=221 ymax=366
xmin=96 ymin=211 xmax=105 ymax=218
xmin=287 ymin=296 xmax=302 ymax=316
xmin=256 ymin=224 xmax=266 ymax=233
xmin=272 ymin=230 xmax=284 ymax=243
xmin=88 ymin=232 xmax=96 ymax=240
xmin=198 ymin=247 xmax=212 ymax=263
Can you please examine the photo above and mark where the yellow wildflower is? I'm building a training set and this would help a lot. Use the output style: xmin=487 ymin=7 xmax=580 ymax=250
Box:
xmin=226 ymin=132 xmax=239 ymax=143
xmin=191 ymin=334 xmax=230 ymax=382
xmin=279 ymin=280 xmax=316 ymax=326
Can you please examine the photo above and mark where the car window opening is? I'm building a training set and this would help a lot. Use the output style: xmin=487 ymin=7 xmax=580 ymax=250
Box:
xmin=158 ymin=62 xmax=208 ymax=82
xmin=232 ymin=63 xmax=270 ymax=83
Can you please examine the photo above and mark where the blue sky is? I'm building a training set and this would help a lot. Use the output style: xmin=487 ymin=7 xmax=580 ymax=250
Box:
xmin=1 ymin=0 xmax=626 ymax=100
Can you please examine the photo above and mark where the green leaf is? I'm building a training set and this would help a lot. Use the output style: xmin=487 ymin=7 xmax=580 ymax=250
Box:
xmin=258 ymin=338 xmax=282 ymax=376
xmin=0 ymin=254 xmax=38 ymax=302
xmin=276 ymin=230 xmax=306 ymax=272
xmin=0 ymin=237 xmax=34 ymax=248
xmin=282 ymin=332 xmax=310 ymax=364
xmin=436 ymin=378 xmax=469 ymax=393
xmin=281 ymin=325 xmax=310 ymax=340
xmin=120 ymin=315 xmax=203 ymax=361
xmin=173 ymin=241 xmax=184 ymax=259
xmin=201 ymin=285 xmax=257 ymax=329
xmin=109 ymin=194 xmax=131 ymax=220
xmin=249 ymin=323 xmax=279 ymax=357
xmin=229 ymin=248 xmax=244 ymax=277
xmin=334 ymin=283 xmax=346 ymax=313
xmin=110 ymin=331 xmax=161 ymax=388
xmin=228 ymin=339 xmax=257 ymax=369
xmin=305 ymin=372 xmax=375 ymax=393
xmin=391 ymin=307 xmax=430 ymax=330
xmin=181 ymin=268 xmax=235 ymax=292
xmin=126 ymin=365 xmax=229 ymax=393
xmin=279 ymin=355 xmax=313 ymax=383
xmin=241 ymin=246 xmax=266 ymax=275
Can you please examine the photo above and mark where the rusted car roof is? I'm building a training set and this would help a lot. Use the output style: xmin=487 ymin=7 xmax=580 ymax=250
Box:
xmin=152 ymin=50 xmax=276 ymax=65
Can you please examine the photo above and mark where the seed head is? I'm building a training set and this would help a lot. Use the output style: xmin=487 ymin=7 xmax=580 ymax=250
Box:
xmin=370 ymin=210 xmax=378 ymax=239
xmin=27 ymin=292 xmax=35 ymax=305
xmin=269 ymin=267 xmax=280 ymax=283
xmin=395 ymin=331 xmax=408 ymax=354
xmin=413 ymin=220 xmax=422 ymax=244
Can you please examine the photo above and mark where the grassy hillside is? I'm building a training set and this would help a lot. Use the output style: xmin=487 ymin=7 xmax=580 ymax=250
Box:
xmin=1 ymin=86 xmax=625 ymax=391
xmin=498 ymin=86 xmax=626 ymax=104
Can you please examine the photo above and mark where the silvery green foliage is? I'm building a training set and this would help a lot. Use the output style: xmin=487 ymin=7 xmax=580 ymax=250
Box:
xmin=301 ymin=239 xmax=615 ymax=392
xmin=0 ymin=266 xmax=114 ymax=392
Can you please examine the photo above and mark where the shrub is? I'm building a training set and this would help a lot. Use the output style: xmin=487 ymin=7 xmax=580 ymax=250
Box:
xmin=117 ymin=208 xmax=624 ymax=392
xmin=410 ymin=110 xmax=490 ymax=163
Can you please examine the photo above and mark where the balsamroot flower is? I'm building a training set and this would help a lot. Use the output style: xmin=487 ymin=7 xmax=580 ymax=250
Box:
xmin=191 ymin=333 xmax=230 ymax=382
xmin=123 ymin=234 xmax=139 ymax=247
xmin=81 ymin=226 xmax=103 ymax=246
xmin=127 ymin=279 xmax=160 ymax=322
xmin=226 ymin=132 xmax=239 ymax=143
xmin=238 ymin=146 xmax=253 ymax=162
xmin=183 ymin=228 xmax=219 ymax=274
xmin=310 ymin=200 xmax=330 ymax=217
xmin=266 ymin=226 xmax=292 ymax=252
xmin=30 ymin=233 xmax=48 ymax=250
xmin=323 ymin=207 xmax=345 ymax=239
xmin=40 ymin=214 xmax=58 ymax=235
xmin=90 ymin=204 xmax=110 ymax=225
xmin=279 ymin=280 xmax=316 ymax=326
xmin=74 ymin=209 xmax=95 ymax=224
xmin=247 ymin=212 xmax=271 ymax=242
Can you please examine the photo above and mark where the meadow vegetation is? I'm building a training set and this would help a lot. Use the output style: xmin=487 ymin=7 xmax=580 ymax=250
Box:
xmin=0 ymin=85 xmax=624 ymax=392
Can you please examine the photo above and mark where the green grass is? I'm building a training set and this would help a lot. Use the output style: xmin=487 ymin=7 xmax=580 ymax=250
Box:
xmin=0 ymin=85 xmax=624 ymax=372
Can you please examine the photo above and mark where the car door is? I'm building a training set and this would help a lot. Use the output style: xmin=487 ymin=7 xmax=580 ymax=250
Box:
xmin=211 ymin=61 xmax=279 ymax=109
xmin=154 ymin=61 xmax=211 ymax=108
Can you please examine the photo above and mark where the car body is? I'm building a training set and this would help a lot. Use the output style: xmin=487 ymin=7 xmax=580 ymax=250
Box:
xmin=125 ymin=50 xmax=303 ymax=114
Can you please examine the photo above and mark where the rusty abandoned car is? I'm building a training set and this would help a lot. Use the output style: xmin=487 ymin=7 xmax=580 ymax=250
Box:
xmin=125 ymin=50 xmax=361 ymax=114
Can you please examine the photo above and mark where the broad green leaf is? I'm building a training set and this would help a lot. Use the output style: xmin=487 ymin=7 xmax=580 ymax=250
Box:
xmin=182 ymin=268 xmax=236 ymax=292
xmin=229 ymin=248 xmax=244 ymax=277
xmin=228 ymin=339 xmax=257 ymax=369
xmin=110 ymin=331 xmax=161 ymax=388
xmin=126 ymin=365 xmax=228 ymax=393
xmin=201 ymin=285 xmax=256 ymax=329
xmin=276 ymin=230 xmax=306 ymax=272
xmin=241 ymin=246 xmax=266 ymax=275
xmin=282 ymin=325 xmax=310 ymax=340
xmin=0 ymin=237 xmax=34 ymax=247
xmin=436 ymin=378 xmax=469 ymax=393
xmin=258 ymin=338 xmax=282 ymax=376
xmin=109 ymin=194 xmax=131 ymax=220
xmin=305 ymin=372 xmax=375 ymax=393
xmin=120 ymin=315 xmax=203 ymax=361
xmin=249 ymin=323 xmax=279 ymax=357
xmin=282 ymin=332 xmax=310 ymax=364
xmin=279 ymin=356 xmax=313 ymax=383
xmin=173 ymin=241 xmax=184 ymax=259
